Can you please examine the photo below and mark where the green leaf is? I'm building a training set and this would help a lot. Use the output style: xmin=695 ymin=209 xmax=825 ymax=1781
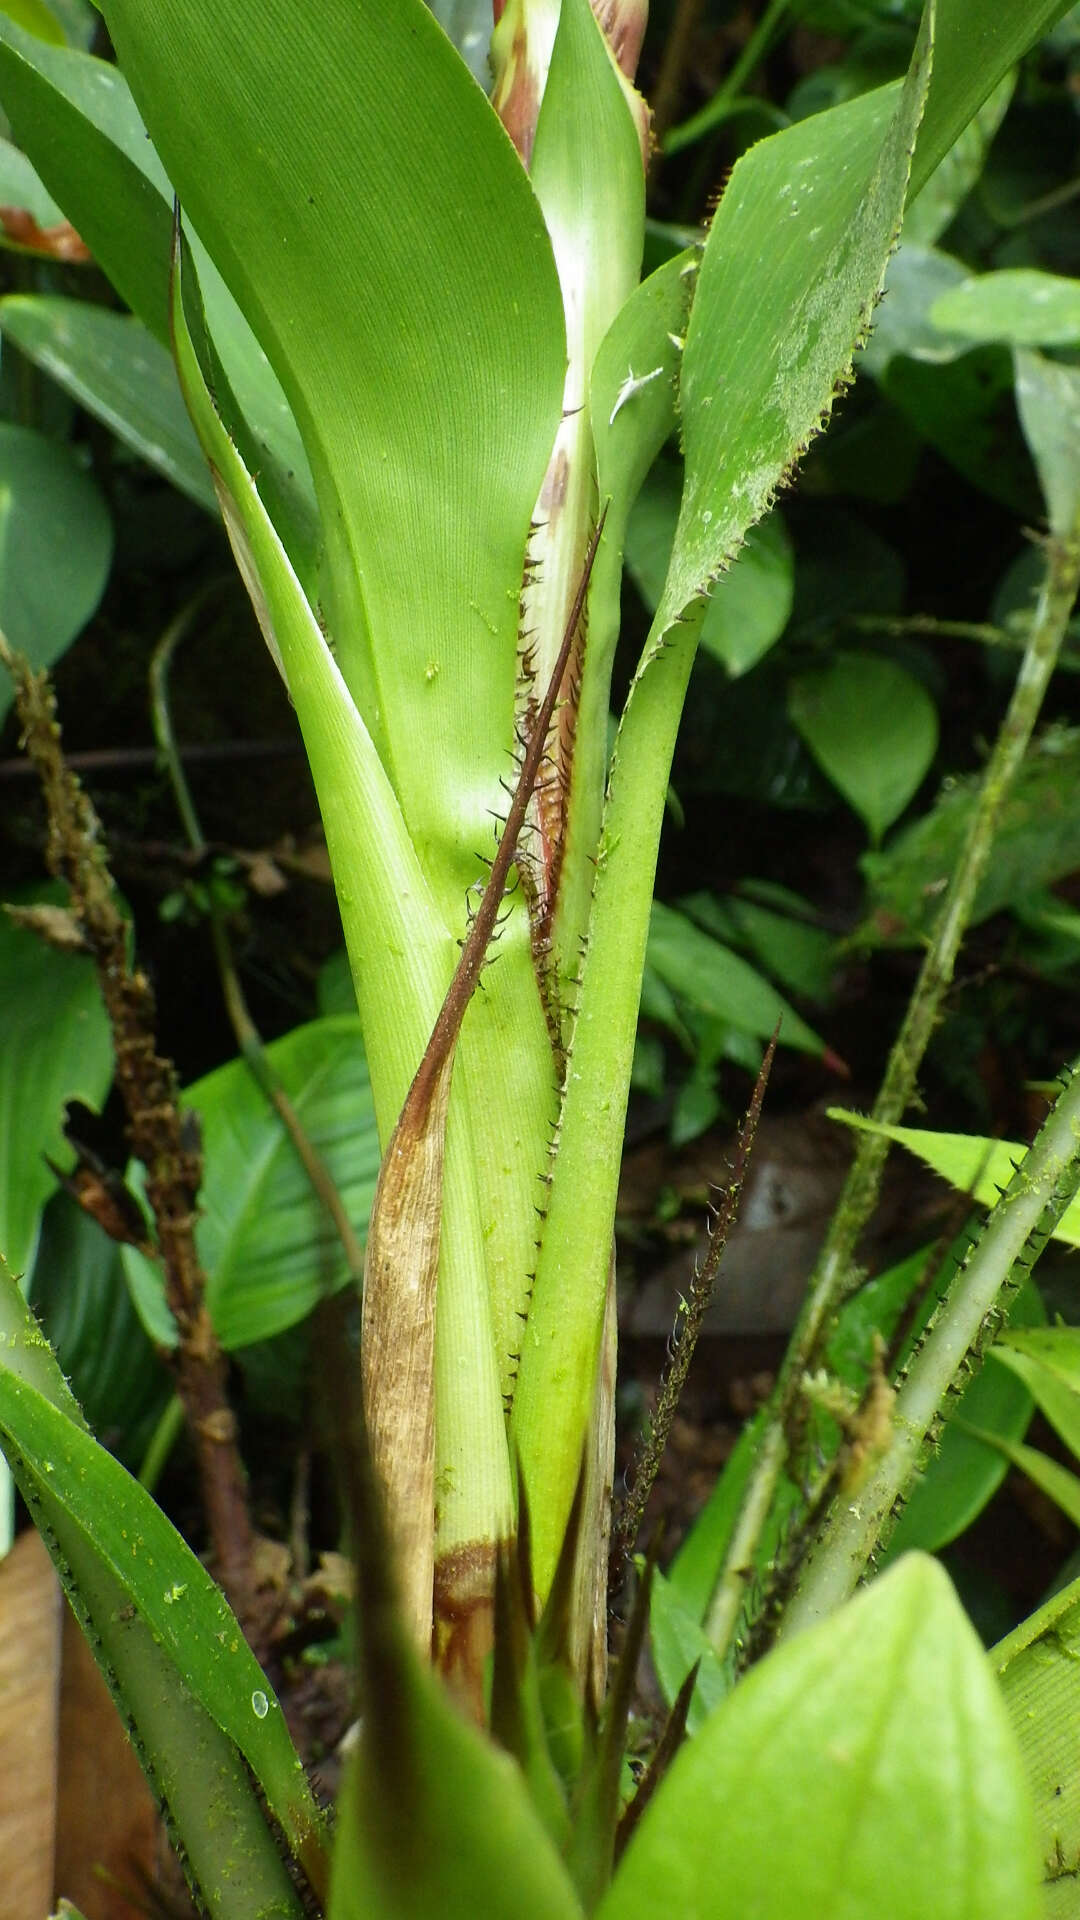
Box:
xmin=0 ymin=17 xmax=319 ymax=576
xmin=1013 ymin=348 xmax=1080 ymax=538
xmin=0 ymin=422 xmax=112 ymax=728
xmin=0 ymin=295 xmax=217 ymax=510
xmin=0 ymin=1260 xmax=327 ymax=1911
xmin=0 ymin=891 xmax=113 ymax=1278
xmin=910 ymin=0 xmax=1075 ymax=196
xmin=122 ymin=1017 xmax=380 ymax=1350
xmin=994 ymin=1571 xmax=1080 ymax=1914
xmin=606 ymin=1555 xmax=1041 ymax=1920
xmin=330 ymin=1670 xmax=585 ymax=1920
xmin=647 ymin=901 xmax=825 ymax=1056
xmin=169 ymin=224 xmax=517 ymax=1553
xmin=829 ymin=1110 xmax=1080 ymax=1248
xmin=860 ymin=728 xmax=1080 ymax=944
xmin=625 ymin=460 xmax=793 ymax=678
xmin=101 ymin=0 xmax=565 ymax=920
xmin=993 ymin=1326 xmax=1080 ymax=1462
xmin=682 ymin=887 xmax=835 ymax=1003
xmin=657 ymin=15 xmax=933 ymax=631
xmin=28 ymin=1192 xmax=170 ymax=1468
xmin=960 ymin=1422 xmax=1080 ymax=1530
xmin=328 ymin=1589 xmax=584 ymax=1920
xmin=788 ymin=651 xmax=938 ymax=842
xmin=930 ymin=269 xmax=1080 ymax=348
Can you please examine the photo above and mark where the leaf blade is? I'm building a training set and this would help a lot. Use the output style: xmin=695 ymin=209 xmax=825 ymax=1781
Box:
xmin=606 ymin=1556 xmax=1040 ymax=1920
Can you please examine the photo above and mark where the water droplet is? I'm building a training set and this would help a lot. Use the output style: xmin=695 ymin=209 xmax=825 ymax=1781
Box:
xmin=251 ymin=1690 xmax=269 ymax=1719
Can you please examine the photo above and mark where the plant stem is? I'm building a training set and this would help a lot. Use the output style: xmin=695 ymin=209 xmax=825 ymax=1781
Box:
xmin=650 ymin=0 xmax=707 ymax=146
xmin=150 ymin=598 xmax=364 ymax=1281
xmin=0 ymin=633 xmax=256 ymax=1619
xmin=705 ymin=515 xmax=1080 ymax=1666
xmin=780 ymin=1056 xmax=1080 ymax=1635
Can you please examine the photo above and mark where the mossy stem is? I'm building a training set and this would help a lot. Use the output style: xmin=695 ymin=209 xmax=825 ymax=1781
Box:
xmin=705 ymin=514 xmax=1080 ymax=1666
xmin=780 ymin=1055 xmax=1080 ymax=1635
xmin=0 ymin=631 xmax=255 ymax=1618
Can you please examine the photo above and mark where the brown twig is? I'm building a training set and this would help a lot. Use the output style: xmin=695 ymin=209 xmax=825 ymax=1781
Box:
xmin=0 ymin=737 xmax=304 ymax=781
xmin=0 ymin=635 xmax=255 ymax=1619
xmin=610 ymin=1026 xmax=779 ymax=1585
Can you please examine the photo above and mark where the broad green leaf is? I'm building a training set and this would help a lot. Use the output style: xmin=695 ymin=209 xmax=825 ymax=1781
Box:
xmin=788 ymin=651 xmax=938 ymax=842
xmin=0 ymin=295 xmax=217 ymax=510
xmin=993 ymin=1326 xmax=1080 ymax=1462
xmin=330 ymin=1667 xmax=585 ymax=1920
xmin=167 ymin=234 xmax=454 ymax=1133
xmin=960 ymin=1423 xmax=1080 ymax=1530
xmin=0 ymin=421 xmax=112 ymax=729
xmin=28 ymin=1192 xmax=169 ymax=1468
xmin=994 ymin=1571 xmax=1080 ymax=1917
xmin=625 ymin=461 xmax=793 ymax=678
xmin=169 ymin=231 xmax=516 ymax=1557
xmin=0 ymin=892 xmax=113 ymax=1278
xmin=1014 ymin=348 xmax=1080 ymax=539
xmin=657 ymin=14 xmax=933 ymax=631
xmin=861 ymin=728 xmax=1080 ymax=944
xmin=830 ymin=1110 xmax=1080 ymax=1248
xmin=909 ymin=0 xmax=1075 ymax=196
xmin=0 ymin=17 xmax=318 ymax=575
xmin=682 ymin=887 xmax=835 ymax=1003
xmin=931 ymin=269 xmax=1080 ymax=348
xmin=101 ymin=0 xmax=565 ymax=922
xmin=647 ymin=901 xmax=825 ymax=1056
xmin=38 ymin=1502 xmax=306 ymax=1920
xmin=123 ymin=1017 xmax=380 ymax=1351
xmin=0 ymin=1260 xmax=327 ymax=1910
xmin=607 ymin=1555 xmax=1040 ymax=1920
xmin=0 ymin=22 xmax=181 ymax=333
xmin=119 ymin=0 xmax=570 ymax=1482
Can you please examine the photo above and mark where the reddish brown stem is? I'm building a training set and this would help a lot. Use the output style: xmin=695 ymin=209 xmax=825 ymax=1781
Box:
xmin=408 ymin=505 xmax=608 ymax=1125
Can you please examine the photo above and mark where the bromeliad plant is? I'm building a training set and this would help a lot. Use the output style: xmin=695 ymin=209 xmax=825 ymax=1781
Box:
xmin=3 ymin=1 xmax=1080 ymax=1915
